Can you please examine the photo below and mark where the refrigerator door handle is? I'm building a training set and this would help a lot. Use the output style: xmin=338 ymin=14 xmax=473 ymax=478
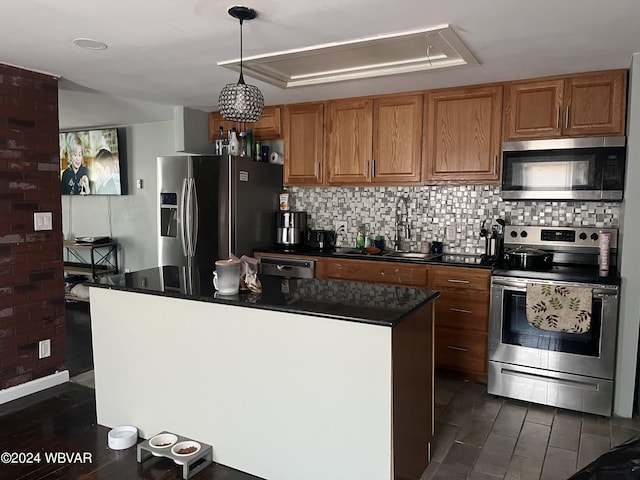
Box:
xmin=191 ymin=179 xmax=199 ymax=257
xmin=180 ymin=178 xmax=189 ymax=257
xmin=185 ymin=177 xmax=194 ymax=257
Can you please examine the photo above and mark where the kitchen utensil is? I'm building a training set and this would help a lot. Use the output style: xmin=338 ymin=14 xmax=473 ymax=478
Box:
xmin=213 ymin=258 xmax=242 ymax=295
xmin=275 ymin=211 xmax=307 ymax=248
xmin=503 ymin=247 xmax=553 ymax=270
xmin=306 ymin=229 xmax=336 ymax=251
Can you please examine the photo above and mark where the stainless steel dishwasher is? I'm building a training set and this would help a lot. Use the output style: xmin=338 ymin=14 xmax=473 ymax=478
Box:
xmin=258 ymin=256 xmax=316 ymax=279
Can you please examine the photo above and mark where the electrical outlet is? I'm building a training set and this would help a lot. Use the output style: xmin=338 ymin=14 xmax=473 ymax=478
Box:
xmin=38 ymin=339 xmax=51 ymax=359
xmin=333 ymin=219 xmax=347 ymax=236
xmin=446 ymin=225 xmax=456 ymax=241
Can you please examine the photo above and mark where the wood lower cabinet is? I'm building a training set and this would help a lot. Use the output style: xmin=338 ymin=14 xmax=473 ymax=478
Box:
xmin=424 ymin=85 xmax=503 ymax=184
xmin=317 ymin=258 xmax=429 ymax=288
xmin=428 ymin=265 xmax=491 ymax=382
xmin=283 ymin=102 xmax=324 ymax=186
xmin=504 ymin=70 xmax=627 ymax=140
xmin=261 ymin=253 xmax=493 ymax=382
xmin=208 ymin=105 xmax=283 ymax=142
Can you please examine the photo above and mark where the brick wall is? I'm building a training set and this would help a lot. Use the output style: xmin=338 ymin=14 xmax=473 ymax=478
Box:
xmin=0 ymin=64 xmax=65 ymax=389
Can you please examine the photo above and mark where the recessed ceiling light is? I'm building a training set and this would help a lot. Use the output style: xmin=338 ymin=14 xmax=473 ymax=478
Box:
xmin=73 ymin=38 xmax=108 ymax=50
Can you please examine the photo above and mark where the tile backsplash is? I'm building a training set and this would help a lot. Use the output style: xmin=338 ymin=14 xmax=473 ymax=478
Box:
xmin=286 ymin=185 xmax=621 ymax=254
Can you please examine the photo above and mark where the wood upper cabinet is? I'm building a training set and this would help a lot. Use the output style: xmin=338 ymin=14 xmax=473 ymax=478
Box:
xmin=326 ymin=94 xmax=423 ymax=185
xmin=208 ymin=105 xmax=283 ymax=141
xmin=326 ymin=98 xmax=373 ymax=184
xmin=283 ymin=102 xmax=324 ymax=186
xmin=504 ymin=70 xmax=627 ymax=140
xmin=373 ymin=95 xmax=423 ymax=184
xmin=424 ymin=85 xmax=503 ymax=184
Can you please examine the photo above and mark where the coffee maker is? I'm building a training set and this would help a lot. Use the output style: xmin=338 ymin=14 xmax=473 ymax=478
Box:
xmin=275 ymin=211 xmax=307 ymax=250
xmin=481 ymin=218 xmax=505 ymax=259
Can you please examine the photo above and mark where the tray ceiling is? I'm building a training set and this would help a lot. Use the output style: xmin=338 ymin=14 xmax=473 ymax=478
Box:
xmin=218 ymin=25 xmax=479 ymax=88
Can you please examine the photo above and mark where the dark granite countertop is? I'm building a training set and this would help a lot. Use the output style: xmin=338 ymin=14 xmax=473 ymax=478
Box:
xmin=88 ymin=267 xmax=439 ymax=327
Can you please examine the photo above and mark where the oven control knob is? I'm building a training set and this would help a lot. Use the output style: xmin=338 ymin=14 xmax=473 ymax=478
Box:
xmin=591 ymin=233 xmax=599 ymax=241
xmin=520 ymin=231 xmax=528 ymax=238
xmin=579 ymin=232 xmax=587 ymax=240
xmin=510 ymin=231 xmax=518 ymax=238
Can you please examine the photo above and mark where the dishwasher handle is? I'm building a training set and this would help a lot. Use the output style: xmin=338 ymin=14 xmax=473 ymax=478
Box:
xmin=259 ymin=257 xmax=316 ymax=279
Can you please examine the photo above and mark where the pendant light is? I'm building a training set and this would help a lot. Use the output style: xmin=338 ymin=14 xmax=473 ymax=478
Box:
xmin=218 ymin=6 xmax=264 ymax=123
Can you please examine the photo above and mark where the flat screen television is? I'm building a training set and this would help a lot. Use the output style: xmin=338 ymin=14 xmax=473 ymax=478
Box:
xmin=59 ymin=127 xmax=127 ymax=195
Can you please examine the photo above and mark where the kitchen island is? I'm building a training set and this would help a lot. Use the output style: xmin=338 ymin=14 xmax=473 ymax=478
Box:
xmin=88 ymin=267 xmax=439 ymax=480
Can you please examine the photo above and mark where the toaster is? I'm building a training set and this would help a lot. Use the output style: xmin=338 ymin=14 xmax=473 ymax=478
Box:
xmin=306 ymin=230 xmax=336 ymax=251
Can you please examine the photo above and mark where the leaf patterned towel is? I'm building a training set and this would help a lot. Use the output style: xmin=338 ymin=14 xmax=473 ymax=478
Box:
xmin=526 ymin=283 xmax=593 ymax=333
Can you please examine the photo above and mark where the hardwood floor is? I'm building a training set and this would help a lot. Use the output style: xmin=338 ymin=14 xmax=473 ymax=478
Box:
xmin=0 ymin=382 xmax=263 ymax=480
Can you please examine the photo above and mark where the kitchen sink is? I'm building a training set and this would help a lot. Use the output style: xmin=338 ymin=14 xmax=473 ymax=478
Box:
xmin=383 ymin=251 xmax=439 ymax=260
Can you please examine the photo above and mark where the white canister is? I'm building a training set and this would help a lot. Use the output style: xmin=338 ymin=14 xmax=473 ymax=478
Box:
xmin=599 ymin=232 xmax=611 ymax=274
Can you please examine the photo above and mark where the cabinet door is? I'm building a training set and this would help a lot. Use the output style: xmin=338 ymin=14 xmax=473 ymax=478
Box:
xmin=564 ymin=71 xmax=627 ymax=137
xmin=208 ymin=106 xmax=282 ymax=141
xmin=424 ymin=85 xmax=503 ymax=184
xmin=319 ymin=258 xmax=428 ymax=287
xmin=372 ymin=95 xmax=423 ymax=185
xmin=435 ymin=327 xmax=488 ymax=379
xmin=208 ymin=112 xmax=235 ymax=142
xmin=250 ymin=105 xmax=282 ymax=139
xmin=326 ymin=98 xmax=373 ymax=185
xmin=503 ymin=79 xmax=564 ymax=140
xmin=283 ymin=103 xmax=324 ymax=186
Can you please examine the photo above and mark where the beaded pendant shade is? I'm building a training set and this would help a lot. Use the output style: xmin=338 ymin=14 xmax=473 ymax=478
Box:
xmin=218 ymin=6 xmax=264 ymax=123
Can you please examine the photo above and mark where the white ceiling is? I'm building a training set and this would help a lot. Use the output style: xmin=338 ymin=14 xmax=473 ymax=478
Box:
xmin=4 ymin=0 xmax=640 ymax=129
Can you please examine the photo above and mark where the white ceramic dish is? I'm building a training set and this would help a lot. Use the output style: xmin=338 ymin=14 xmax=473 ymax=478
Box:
xmin=171 ymin=440 xmax=201 ymax=464
xmin=108 ymin=425 xmax=138 ymax=450
xmin=148 ymin=432 xmax=178 ymax=456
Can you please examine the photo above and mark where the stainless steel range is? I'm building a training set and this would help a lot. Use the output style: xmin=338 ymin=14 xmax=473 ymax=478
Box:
xmin=488 ymin=226 xmax=620 ymax=416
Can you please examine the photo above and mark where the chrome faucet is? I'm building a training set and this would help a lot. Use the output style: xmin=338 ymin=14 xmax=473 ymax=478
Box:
xmin=394 ymin=196 xmax=411 ymax=251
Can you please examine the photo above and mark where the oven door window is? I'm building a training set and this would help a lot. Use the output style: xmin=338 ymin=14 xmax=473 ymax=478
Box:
xmin=502 ymin=289 xmax=602 ymax=356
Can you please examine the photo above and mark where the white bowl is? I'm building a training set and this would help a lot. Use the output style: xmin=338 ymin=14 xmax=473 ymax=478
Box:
xmin=171 ymin=440 xmax=201 ymax=458
xmin=108 ymin=425 xmax=138 ymax=450
xmin=149 ymin=433 xmax=178 ymax=449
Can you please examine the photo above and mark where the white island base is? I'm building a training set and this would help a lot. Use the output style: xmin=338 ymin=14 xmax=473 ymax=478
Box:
xmin=90 ymin=287 xmax=434 ymax=480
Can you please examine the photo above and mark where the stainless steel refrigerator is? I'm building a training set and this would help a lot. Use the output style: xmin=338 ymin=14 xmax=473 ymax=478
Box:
xmin=157 ymin=155 xmax=283 ymax=268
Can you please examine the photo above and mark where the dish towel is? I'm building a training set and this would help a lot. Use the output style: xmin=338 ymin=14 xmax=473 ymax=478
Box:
xmin=526 ymin=283 xmax=593 ymax=333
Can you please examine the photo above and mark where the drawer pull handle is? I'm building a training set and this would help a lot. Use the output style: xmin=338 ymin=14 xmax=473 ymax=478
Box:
xmin=450 ymin=308 xmax=472 ymax=314
xmin=447 ymin=279 xmax=470 ymax=284
xmin=447 ymin=345 xmax=468 ymax=352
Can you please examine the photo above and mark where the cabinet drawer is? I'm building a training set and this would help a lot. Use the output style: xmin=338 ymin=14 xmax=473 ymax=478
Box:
xmin=430 ymin=265 xmax=490 ymax=292
xmin=435 ymin=327 xmax=487 ymax=375
xmin=320 ymin=259 xmax=428 ymax=287
xmin=434 ymin=293 xmax=489 ymax=332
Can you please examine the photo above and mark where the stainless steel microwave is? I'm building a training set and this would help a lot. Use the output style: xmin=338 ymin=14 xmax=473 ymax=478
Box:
xmin=501 ymin=137 xmax=626 ymax=201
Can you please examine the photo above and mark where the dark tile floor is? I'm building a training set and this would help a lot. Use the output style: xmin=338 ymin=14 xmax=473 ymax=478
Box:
xmin=422 ymin=377 xmax=640 ymax=480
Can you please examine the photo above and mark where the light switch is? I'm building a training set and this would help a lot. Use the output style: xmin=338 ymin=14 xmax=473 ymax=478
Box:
xmin=34 ymin=212 xmax=53 ymax=231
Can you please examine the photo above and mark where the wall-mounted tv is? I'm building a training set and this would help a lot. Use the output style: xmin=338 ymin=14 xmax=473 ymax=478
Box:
xmin=59 ymin=127 xmax=127 ymax=195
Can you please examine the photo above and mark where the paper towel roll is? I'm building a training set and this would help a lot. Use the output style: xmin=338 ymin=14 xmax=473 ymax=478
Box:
xmin=269 ymin=152 xmax=283 ymax=164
